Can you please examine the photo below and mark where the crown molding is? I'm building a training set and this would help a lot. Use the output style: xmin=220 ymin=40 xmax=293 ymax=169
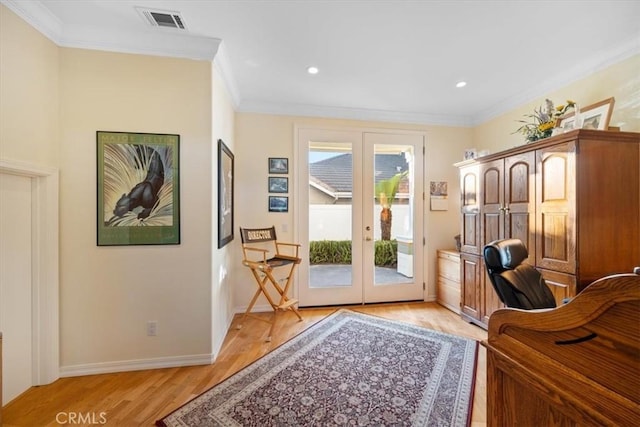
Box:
xmin=56 ymin=30 xmax=220 ymax=61
xmin=237 ymin=100 xmax=474 ymax=128
xmin=1 ymin=0 xmax=220 ymax=61
xmin=4 ymin=0 xmax=636 ymax=127
xmin=213 ymin=42 xmax=241 ymax=109
xmin=1 ymin=0 xmax=62 ymax=42
xmin=472 ymin=37 xmax=640 ymax=126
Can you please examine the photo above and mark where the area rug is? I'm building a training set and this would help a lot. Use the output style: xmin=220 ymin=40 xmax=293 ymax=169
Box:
xmin=157 ymin=309 xmax=478 ymax=427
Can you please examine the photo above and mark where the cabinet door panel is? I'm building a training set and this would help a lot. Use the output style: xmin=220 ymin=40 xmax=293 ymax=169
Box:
xmin=505 ymin=152 xmax=536 ymax=264
xmin=482 ymin=268 xmax=504 ymax=325
xmin=539 ymin=269 xmax=576 ymax=304
xmin=460 ymin=165 xmax=481 ymax=254
xmin=536 ymin=143 xmax=576 ymax=273
xmin=480 ymin=160 xmax=504 ymax=248
xmin=460 ymin=253 xmax=481 ymax=321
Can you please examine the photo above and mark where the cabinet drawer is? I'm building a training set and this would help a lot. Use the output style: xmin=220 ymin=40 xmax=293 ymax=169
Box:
xmin=437 ymin=277 xmax=461 ymax=313
xmin=438 ymin=258 xmax=460 ymax=282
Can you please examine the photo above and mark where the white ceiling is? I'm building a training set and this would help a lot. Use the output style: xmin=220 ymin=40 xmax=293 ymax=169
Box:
xmin=4 ymin=0 xmax=640 ymax=126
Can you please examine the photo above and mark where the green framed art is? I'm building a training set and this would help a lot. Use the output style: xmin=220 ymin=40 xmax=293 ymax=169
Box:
xmin=97 ymin=131 xmax=180 ymax=245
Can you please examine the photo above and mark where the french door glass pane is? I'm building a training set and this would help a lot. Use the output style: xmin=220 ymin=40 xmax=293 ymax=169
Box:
xmin=308 ymin=142 xmax=353 ymax=288
xmin=373 ymin=144 xmax=414 ymax=285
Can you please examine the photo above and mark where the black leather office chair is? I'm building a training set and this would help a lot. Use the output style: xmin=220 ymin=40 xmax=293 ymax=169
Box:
xmin=483 ymin=239 xmax=557 ymax=310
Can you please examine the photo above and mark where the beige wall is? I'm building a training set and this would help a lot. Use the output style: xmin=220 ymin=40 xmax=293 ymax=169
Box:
xmin=58 ymin=48 xmax=216 ymax=369
xmin=0 ymin=5 xmax=59 ymax=166
xmin=1 ymin=3 xmax=238 ymax=373
xmin=211 ymin=64 xmax=236 ymax=355
xmin=234 ymin=113 xmax=472 ymax=304
xmin=473 ymin=54 xmax=640 ymax=153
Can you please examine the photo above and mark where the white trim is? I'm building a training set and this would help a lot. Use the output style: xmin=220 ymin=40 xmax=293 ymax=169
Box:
xmin=239 ymin=100 xmax=473 ymax=127
xmin=0 ymin=158 xmax=59 ymax=386
xmin=0 ymin=0 xmax=220 ymax=61
xmin=234 ymin=304 xmax=273 ymax=314
xmin=0 ymin=0 xmax=62 ymax=43
xmin=213 ymin=42 xmax=241 ymax=109
xmin=60 ymin=354 xmax=215 ymax=378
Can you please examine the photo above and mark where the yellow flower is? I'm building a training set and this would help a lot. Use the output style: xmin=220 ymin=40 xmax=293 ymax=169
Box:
xmin=538 ymin=121 xmax=555 ymax=132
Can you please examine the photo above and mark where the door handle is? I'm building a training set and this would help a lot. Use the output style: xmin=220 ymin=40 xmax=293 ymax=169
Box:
xmin=365 ymin=236 xmax=372 ymax=241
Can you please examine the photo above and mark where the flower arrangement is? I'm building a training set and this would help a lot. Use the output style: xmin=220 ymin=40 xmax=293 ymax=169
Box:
xmin=514 ymin=99 xmax=576 ymax=142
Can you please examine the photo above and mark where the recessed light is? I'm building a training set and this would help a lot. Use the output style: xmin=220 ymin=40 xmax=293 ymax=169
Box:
xmin=456 ymin=81 xmax=467 ymax=88
xmin=307 ymin=66 xmax=319 ymax=75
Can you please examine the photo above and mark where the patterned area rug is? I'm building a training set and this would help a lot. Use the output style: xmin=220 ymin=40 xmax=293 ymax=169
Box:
xmin=157 ymin=309 xmax=478 ymax=427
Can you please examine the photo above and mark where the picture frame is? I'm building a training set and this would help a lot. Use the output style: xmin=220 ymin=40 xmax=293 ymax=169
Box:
xmin=556 ymin=97 xmax=615 ymax=131
xmin=269 ymin=196 xmax=288 ymax=212
xmin=268 ymin=157 xmax=288 ymax=174
xmin=96 ymin=131 xmax=180 ymax=246
xmin=268 ymin=176 xmax=288 ymax=193
xmin=218 ymin=139 xmax=234 ymax=248
xmin=463 ymin=148 xmax=477 ymax=160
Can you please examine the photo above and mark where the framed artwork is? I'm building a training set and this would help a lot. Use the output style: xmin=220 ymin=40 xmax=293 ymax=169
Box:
xmin=463 ymin=148 xmax=476 ymax=160
xmin=557 ymin=97 xmax=615 ymax=131
xmin=269 ymin=157 xmax=288 ymax=174
xmin=218 ymin=139 xmax=234 ymax=248
xmin=97 ymin=131 xmax=180 ymax=246
xmin=269 ymin=196 xmax=288 ymax=212
xmin=268 ymin=176 xmax=288 ymax=193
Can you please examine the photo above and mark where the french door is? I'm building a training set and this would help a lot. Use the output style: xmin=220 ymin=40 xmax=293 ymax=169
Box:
xmin=296 ymin=128 xmax=424 ymax=306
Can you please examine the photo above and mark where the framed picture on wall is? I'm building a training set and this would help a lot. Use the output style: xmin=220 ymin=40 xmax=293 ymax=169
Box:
xmin=218 ymin=139 xmax=234 ymax=248
xmin=268 ymin=157 xmax=288 ymax=174
xmin=268 ymin=176 xmax=288 ymax=193
xmin=269 ymin=196 xmax=288 ymax=212
xmin=96 ymin=131 xmax=180 ymax=246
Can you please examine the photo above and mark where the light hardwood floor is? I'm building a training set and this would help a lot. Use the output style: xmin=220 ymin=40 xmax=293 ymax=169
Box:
xmin=2 ymin=302 xmax=487 ymax=426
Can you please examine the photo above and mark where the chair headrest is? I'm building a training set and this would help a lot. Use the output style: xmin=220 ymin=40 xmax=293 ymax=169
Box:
xmin=484 ymin=239 xmax=529 ymax=271
xmin=240 ymin=226 xmax=277 ymax=243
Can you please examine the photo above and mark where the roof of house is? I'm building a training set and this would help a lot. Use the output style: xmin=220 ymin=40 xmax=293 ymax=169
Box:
xmin=310 ymin=153 xmax=409 ymax=195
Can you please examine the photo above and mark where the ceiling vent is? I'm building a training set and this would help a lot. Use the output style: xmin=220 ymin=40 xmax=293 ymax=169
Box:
xmin=136 ymin=7 xmax=186 ymax=30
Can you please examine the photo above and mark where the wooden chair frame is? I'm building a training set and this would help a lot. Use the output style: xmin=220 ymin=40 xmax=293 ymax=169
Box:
xmin=238 ymin=226 xmax=303 ymax=341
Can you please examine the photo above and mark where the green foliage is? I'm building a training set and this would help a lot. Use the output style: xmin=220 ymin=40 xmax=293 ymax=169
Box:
xmin=374 ymin=239 xmax=397 ymax=266
xmin=374 ymin=171 xmax=408 ymax=208
xmin=309 ymin=240 xmax=398 ymax=267
xmin=309 ymin=240 xmax=352 ymax=264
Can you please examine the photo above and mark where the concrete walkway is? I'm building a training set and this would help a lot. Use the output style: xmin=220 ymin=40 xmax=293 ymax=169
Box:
xmin=309 ymin=264 xmax=412 ymax=287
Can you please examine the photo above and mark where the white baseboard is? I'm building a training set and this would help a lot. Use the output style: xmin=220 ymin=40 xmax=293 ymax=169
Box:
xmin=60 ymin=353 xmax=215 ymax=378
xmin=233 ymin=304 xmax=273 ymax=314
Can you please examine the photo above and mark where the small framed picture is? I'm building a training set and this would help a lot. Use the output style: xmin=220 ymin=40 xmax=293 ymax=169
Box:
xmin=269 ymin=157 xmax=288 ymax=174
xmin=557 ymin=97 xmax=615 ymax=131
xmin=268 ymin=176 xmax=288 ymax=193
xmin=269 ymin=196 xmax=288 ymax=212
xmin=463 ymin=148 xmax=477 ymax=160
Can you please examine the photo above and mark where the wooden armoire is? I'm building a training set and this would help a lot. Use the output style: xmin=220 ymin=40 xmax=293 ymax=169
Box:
xmin=456 ymin=129 xmax=640 ymax=329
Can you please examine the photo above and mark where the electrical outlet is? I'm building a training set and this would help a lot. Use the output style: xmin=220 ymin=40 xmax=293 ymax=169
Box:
xmin=147 ymin=320 xmax=158 ymax=336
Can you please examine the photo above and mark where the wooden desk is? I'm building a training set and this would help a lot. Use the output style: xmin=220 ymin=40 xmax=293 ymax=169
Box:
xmin=484 ymin=274 xmax=640 ymax=426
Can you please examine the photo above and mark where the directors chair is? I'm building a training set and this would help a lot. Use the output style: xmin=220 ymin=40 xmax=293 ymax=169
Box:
xmin=238 ymin=226 xmax=303 ymax=341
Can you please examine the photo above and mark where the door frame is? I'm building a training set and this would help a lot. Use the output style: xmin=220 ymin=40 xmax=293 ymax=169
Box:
xmin=0 ymin=158 xmax=59 ymax=387
xmin=294 ymin=125 xmax=426 ymax=306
